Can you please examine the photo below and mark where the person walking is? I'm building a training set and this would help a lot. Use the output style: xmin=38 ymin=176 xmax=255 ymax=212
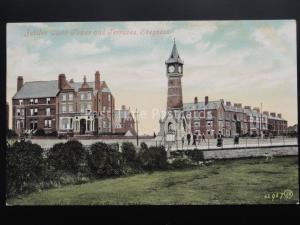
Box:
xmin=192 ymin=133 xmax=197 ymax=145
xmin=201 ymin=133 xmax=206 ymax=143
xmin=198 ymin=133 xmax=202 ymax=145
xmin=187 ymin=133 xmax=191 ymax=145
xmin=181 ymin=136 xmax=185 ymax=148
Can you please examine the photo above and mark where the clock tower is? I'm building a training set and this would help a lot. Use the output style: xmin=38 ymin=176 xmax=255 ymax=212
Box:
xmin=165 ymin=39 xmax=184 ymax=111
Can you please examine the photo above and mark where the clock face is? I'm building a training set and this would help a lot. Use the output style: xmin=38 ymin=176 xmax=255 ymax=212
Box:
xmin=178 ymin=66 xmax=182 ymax=73
xmin=168 ymin=65 xmax=175 ymax=73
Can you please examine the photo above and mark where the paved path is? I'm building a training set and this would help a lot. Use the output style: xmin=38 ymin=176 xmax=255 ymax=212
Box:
xmin=30 ymin=137 xmax=298 ymax=150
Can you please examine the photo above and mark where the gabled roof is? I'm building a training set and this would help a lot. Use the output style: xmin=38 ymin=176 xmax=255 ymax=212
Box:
xmin=166 ymin=40 xmax=184 ymax=64
xmin=183 ymin=100 xmax=222 ymax=111
xmin=13 ymin=80 xmax=59 ymax=99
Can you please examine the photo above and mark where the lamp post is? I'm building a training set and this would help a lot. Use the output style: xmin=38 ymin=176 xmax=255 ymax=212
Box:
xmin=260 ymin=102 xmax=263 ymax=138
xmin=134 ymin=108 xmax=139 ymax=147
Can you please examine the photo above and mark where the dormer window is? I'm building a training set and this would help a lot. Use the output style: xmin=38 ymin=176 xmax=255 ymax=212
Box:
xmin=69 ymin=93 xmax=73 ymax=101
xmin=62 ymin=94 xmax=66 ymax=101
xmin=17 ymin=109 xmax=21 ymax=116
xmin=34 ymin=99 xmax=38 ymax=104
xmin=30 ymin=99 xmax=34 ymax=104
xmin=34 ymin=108 xmax=38 ymax=116
xmin=46 ymin=98 xmax=50 ymax=104
xmin=19 ymin=99 xmax=23 ymax=105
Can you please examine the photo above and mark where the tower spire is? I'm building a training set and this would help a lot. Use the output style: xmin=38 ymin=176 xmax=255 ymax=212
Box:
xmin=166 ymin=39 xmax=183 ymax=64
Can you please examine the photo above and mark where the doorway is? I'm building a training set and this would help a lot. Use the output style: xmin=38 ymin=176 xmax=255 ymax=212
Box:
xmin=80 ymin=119 xmax=86 ymax=134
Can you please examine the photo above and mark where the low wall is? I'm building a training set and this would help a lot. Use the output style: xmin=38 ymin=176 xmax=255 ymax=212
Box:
xmin=202 ymin=145 xmax=298 ymax=160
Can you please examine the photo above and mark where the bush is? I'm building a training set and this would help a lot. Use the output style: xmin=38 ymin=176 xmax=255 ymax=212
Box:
xmin=33 ymin=129 xmax=46 ymax=136
xmin=140 ymin=142 xmax=148 ymax=151
xmin=7 ymin=129 xmax=18 ymax=139
xmin=47 ymin=140 xmax=89 ymax=174
xmin=88 ymin=142 xmax=123 ymax=177
xmin=6 ymin=141 xmax=45 ymax=197
xmin=171 ymin=158 xmax=194 ymax=169
xmin=138 ymin=146 xmax=167 ymax=170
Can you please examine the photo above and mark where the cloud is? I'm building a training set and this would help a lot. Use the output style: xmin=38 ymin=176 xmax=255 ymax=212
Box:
xmin=174 ymin=21 xmax=218 ymax=44
xmin=61 ymin=39 xmax=110 ymax=55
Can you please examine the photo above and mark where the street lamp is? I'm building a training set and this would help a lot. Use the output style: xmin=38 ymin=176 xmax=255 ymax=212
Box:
xmin=134 ymin=108 xmax=139 ymax=147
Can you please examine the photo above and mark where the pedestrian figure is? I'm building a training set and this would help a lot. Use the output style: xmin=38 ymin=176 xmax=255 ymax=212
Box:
xmin=201 ymin=133 xmax=206 ymax=143
xmin=187 ymin=133 xmax=191 ymax=145
xmin=181 ymin=136 xmax=185 ymax=146
xmin=198 ymin=133 xmax=202 ymax=145
xmin=192 ymin=133 xmax=197 ymax=145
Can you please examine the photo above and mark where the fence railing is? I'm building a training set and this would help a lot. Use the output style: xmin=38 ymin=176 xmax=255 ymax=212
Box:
xmin=22 ymin=136 xmax=298 ymax=151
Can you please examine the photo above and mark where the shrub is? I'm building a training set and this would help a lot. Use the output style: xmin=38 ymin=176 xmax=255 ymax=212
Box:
xmin=47 ymin=140 xmax=89 ymax=174
xmin=138 ymin=146 xmax=167 ymax=170
xmin=6 ymin=141 xmax=45 ymax=197
xmin=140 ymin=142 xmax=148 ymax=151
xmin=33 ymin=129 xmax=46 ymax=136
xmin=7 ymin=129 xmax=18 ymax=139
xmin=88 ymin=142 xmax=123 ymax=177
xmin=171 ymin=158 xmax=194 ymax=169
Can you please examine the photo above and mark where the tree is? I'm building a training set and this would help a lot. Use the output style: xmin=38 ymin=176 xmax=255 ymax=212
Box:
xmin=88 ymin=142 xmax=122 ymax=177
xmin=6 ymin=141 xmax=45 ymax=196
xmin=138 ymin=146 xmax=167 ymax=170
xmin=47 ymin=140 xmax=88 ymax=174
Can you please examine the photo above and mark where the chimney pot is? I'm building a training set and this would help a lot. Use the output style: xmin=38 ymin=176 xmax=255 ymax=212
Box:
xmin=58 ymin=74 xmax=66 ymax=90
xmin=95 ymin=71 xmax=101 ymax=90
xmin=194 ymin=97 xmax=198 ymax=104
xmin=205 ymin=96 xmax=209 ymax=105
xmin=226 ymin=101 xmax=231 ymax=106
xmin=17 ymin=76 xmax=24 ymax=92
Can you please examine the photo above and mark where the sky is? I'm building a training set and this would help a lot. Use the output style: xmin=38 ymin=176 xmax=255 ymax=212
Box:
xmin=6 ymin=20 xmax=297 ymax=135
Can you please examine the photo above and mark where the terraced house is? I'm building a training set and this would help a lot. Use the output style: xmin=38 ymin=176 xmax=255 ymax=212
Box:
xmin=12 ymin=71 xmax=136 ymax=136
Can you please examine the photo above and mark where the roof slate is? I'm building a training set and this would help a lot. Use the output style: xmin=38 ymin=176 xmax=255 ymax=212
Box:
xmin=13 ymin=80 xmax=59 ymax=99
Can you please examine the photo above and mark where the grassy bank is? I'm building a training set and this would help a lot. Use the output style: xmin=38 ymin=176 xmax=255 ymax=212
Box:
xmin=7 ymin=156 xmax=298 ymax=205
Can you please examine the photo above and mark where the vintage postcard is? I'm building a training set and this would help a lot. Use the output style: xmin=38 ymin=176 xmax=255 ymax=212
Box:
xmin=6 ymin=20 xmax=298 ymax=205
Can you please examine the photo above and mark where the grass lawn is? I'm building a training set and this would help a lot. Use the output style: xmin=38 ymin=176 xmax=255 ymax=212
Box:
xmin=7 ymin=156 xmax=299 ymax=205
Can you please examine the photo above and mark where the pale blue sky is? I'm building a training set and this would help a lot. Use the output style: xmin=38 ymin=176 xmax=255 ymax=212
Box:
xmin=7 ymin=20 xmax=297 ymax=134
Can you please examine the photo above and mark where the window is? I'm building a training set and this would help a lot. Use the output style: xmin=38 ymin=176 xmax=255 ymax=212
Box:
xmin=21 ymin=109 xmax=24 ymax=116
xmin=17 ymin=109 xmax=21 ymax=116
xmin=46 ymin=98 xmax=50 ymax=104
xmin=16 ymin=120 xmax=20 ymax=129
xmin=103 ymin=121 xmax=106 ymax=128
xmin=87 ymin=93 xmax=91 ymax=100
xmin=70 ymin=118 xmax=73 ymax=129
xmin=30 ymin=109 xmax=34 ymax=116
xmin=30 ymin=99 xmax=34 ymax=104
xmin=87 ymin=104 xmax=91 ymax=113
xmin=207 ymin=111 xmax=212 ymax=119
xmin=62 ymin=105 xmax=67 ymax=113
xmin=80 ymin=104 xmax=84 ymax=113
xmin=194 ymin=111 xmax=199 ymax=119
xmin=81 ymin=94 xmax=84 ymax=100
xmin=62 ymin=94 xmax=66 ymax=101
xmin=103 ymin=106 xmax=106 ymax=111
xmin=34 ymin=99 xmax=38 ymax=104
xmin=19 ymin=99 xmax=23 ymax=105
xmin=200 ymin=111 xmax=204 ymax=118
xmin=46 ymin=108 xmax=51 ymax=116
xmin=108 ymin=94 xmax=111 ymax=101
xmin=194 ymin=122 xmax=200 ymax=127
xmin=34 ymin=108 xmax=38 ymax=115
xmin=69 ymin=104 xmax=73 ymax=112
xmin=45 ymin=119 xmax=52 ymax=128
xmin=69 ymin=93 xmax=73 ymax=101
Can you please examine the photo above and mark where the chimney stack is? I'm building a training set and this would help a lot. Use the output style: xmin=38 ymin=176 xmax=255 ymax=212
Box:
xmin=270 ymin=112 xmax=276 ymax=117
xmin=69 ymin=78 xmax=74 ymax=83
xmin=263 ymin=111 xmax=269 ymax=116
xmin=234 ymin=103 xmax=242 ymax=108
xmin=277 ymin=113 xmax=282 ymax=118
xmin=226 ymin=101 xmax=231 ymax=106
xmin=205 ymin=96 xmax=209 ymax=105
xmin=194 ymin=97 xmax=198 ymax=104
xmin=121 ymin=105 xmax=126 ymax=110
xmin=253 ymin=107 xmax=260 ymax=113
xmin=58 ymin=74 xmax=66 ymax=90
xmin=244 ymin=106 xmax=251 ymax=110
xmin=95 ymin=71 xmax=101 ymax=90
xmin=17 ymin=76 xmax=24 ymax=92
